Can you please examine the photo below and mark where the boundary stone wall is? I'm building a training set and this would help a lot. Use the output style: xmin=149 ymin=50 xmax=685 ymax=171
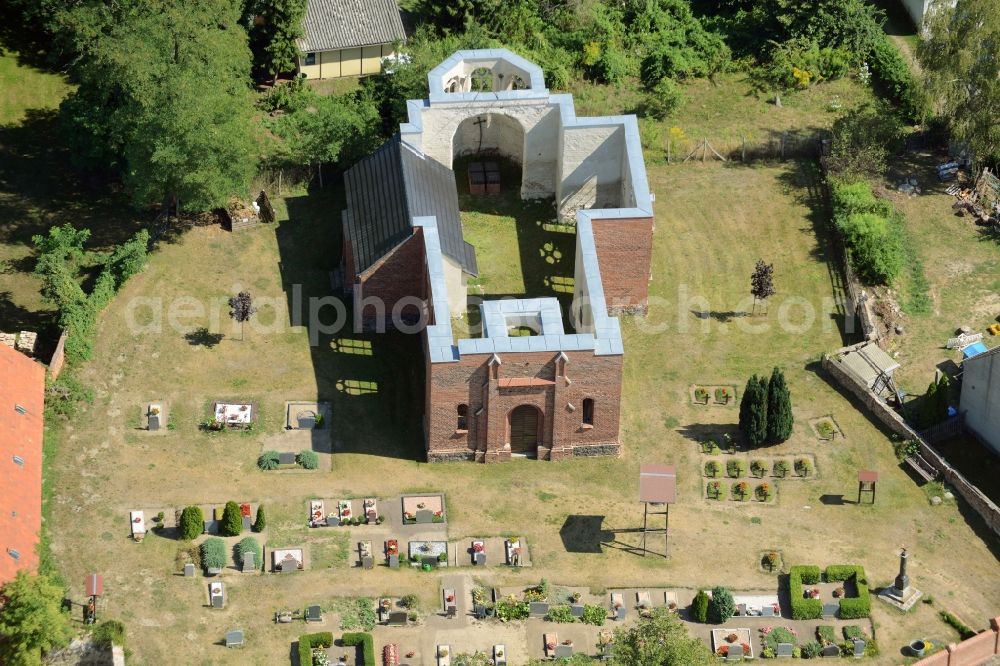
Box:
xmin=914 ymin=617 xmax=1000 ymax=666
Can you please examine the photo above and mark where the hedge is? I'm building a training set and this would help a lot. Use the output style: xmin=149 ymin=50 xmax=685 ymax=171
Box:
xmin=788 ymin=566 xmax=823 ymax=620
xmin=822 ymin=565 xmax=871 ymax=619
xmin=341 ymin=632 xmax=375 ymax=666
xmin=298 ymin=631 xmax=333 ymax=666
xmin=868 ymin=34 xmax=926 ymax=123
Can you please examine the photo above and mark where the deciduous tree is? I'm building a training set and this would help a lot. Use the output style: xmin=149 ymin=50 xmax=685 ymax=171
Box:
xmin=612 ymin=606 xmax=715 ymax=665
xmin=0 ymin=572 xmax=72 ymax=666
xmin=243 ymin=0 xmax=307 ymax=81
xmin=919 ymin=0 xmax=1000 ymax=166
xmin=750 ymin=259 xmax=775 ymax=315
xmin=228 ymin=291 xmax=257 ymax=341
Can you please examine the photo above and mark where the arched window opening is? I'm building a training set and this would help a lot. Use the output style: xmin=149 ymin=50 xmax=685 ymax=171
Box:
xmin=582 ymin=398 xmax=595 ymax=426
xmin=457 ymin=404 xmax=469 ymax=431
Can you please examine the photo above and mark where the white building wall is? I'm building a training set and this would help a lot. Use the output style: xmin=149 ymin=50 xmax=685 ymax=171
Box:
xmin=443 ymin=255 xmax=468 ymax=319
xmin=558 ymin=125 xmax=625 ymax=218
xmin=960 ymin=352 xmax=1000 ymax=455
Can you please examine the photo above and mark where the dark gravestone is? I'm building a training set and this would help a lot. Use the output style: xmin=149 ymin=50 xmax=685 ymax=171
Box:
xmin=726 ymin=644 xmax=744 ymax=661
xmin=278 ymin=452 xmax=296 ymax=465
xmin=212 ymin=595 xmax=224 ymax=609
xmin=362 ymin=556 xmax=374 ymax=570
xmin=762 ymin=606 xmax=776 ymax=617
xmin=616 ymin=606 xmax=627 ymax=621
xmin=306 ymin=605 xmax=322 ymax=622
xmin=225 ymin=630 xmax=243 ymax=648
xmin=388 ymin=554 xmax=399 ymax=569
xmin=242 ymin=552 xmax=255 ymax=572
xmin=821 ymin=645 xmax=840 ymax=657
xmin=571 ymin=604 xmax=585 ymax=618
xmin=555 ymin=645 xmax=573 ymax=659
xmin=446 ymin=605 xmax=457 ymax=618
xmin=204 ymin=519 xmax=218 ymax=534
xmin=183 ymin=563 xmax=196 ymax=577
xmin=853 ymin=640 xmax=866 ymax=657
xmin=474 ymin=604 xmax=487 ymax=619
xmin=326 ymin=516 xmax=339 ymax=526
xmin=474 ymin=552 xmax=486 ymax=566
xmin=422 ymin=556 xmax=438 ymax=568
xmin=415 ymin=509 xmax=433 ymax=524
xmin=388 ymin=611 xmax=408 ymax=626
xmin=297 ymin=411 xmax=317 ymax=429
xmin=529 ymin=602 xmax=549 ymax=617
xmin=776 ymin=643 xmax=794 ymax=658
xmin=148 ymin=413 xmax=160 ymax=431
xmin=822 ymin=603 xmax=839 ymax=618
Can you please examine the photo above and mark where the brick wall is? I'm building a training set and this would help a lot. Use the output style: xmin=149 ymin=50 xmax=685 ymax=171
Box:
xmin=914 ymin=617 xmax=1000 ymax=666
xmin=425 ymin=348 xmax=623 ymax=462
xmin=590 ymin=217 xmax=654 ymax=315
xmin=354 ymin=231 xmax=426 ymax=332
xmin=47 ymin=329 xmax=68 ymax=380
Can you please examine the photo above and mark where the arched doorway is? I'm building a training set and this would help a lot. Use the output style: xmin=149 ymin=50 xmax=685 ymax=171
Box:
xmin=508 ymin=405 xmax=541 ymax=455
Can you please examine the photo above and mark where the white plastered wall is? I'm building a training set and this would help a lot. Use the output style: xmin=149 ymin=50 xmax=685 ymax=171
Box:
xmin=557 ymin=125 xmax=625 ymax=218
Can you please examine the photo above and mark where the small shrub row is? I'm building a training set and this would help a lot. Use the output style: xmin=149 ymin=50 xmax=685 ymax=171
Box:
xmin=788 ymin=566 xmax=822 ymax=620
xmin=298 ymin=632 xmax=333 ymax=666
xmin=938 ymin=610 xmax=976 ymax=640
xmin=258 ymin=449 xmax=319 ymax=470
xmin=341 ymin=632 xmax=375 ymax=666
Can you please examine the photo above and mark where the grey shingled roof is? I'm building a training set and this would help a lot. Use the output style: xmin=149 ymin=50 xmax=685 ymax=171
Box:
xmin=344 ymin=136 xmax=478 ymax=276
xmin=297 ymin=0 xmax=406 ymax=53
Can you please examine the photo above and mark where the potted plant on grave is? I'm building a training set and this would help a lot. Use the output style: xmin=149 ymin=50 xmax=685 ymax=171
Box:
xmin=717 ymin=646 xmax=729 ymax=657
xmin=833 ymin=587 xmax=844 ymax=598
xmin=446 ymin=593 xmax=455 ymax=603
xmin=571 ymin=592 xmax=582 ymax=603
xmin=438 ymin=552 xmax=448 ymax=564
xmin=438 ymin=647 xmax=449 ymax=658
xmin=727 ymin=633 xmax=739 ymax=643
xmin=546 ymin=641 xmax=556 ymax=651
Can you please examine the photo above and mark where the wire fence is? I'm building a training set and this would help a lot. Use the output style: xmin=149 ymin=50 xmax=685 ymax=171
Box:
xmin=660 ymin=129 xmax=831 ymax=164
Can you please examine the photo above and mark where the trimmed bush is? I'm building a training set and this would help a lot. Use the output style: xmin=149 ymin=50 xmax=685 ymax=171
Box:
xmin=297 ymin=449 xmax=319 ymax=469
xmin=200 ymin=537 xmax=226 ymax=571
xmin=298 ymin=632 xmax=333 ymax=666
xmin=220 ymin=501 xmax=243 ymax=537
xmin=582 ymin=604 xmax=606 ymax=626
xmin=546 ymin=604 xmax=574 ymax=623
xmin=91 ymin=619 xmax=126 ymax=647
xmin=235 ymin=537 xmax=262 ymax=569
xmin=824 ymin=564 xmax=858 ymax=582
xmin=253 ymin=505 xmax=266 ymax=532
xmin=257 ymin=450 xmax=280 ymax=470
xmin=341 ymin=632 xmax=375 ymax=666
xmin=939 ymin=610 xmax=976 ymax=640
xmin=788 ymin=566 xmax=823 ymax=620
xmin=708 ymin=586 xmax=735 ymax=623
xmin=691 ymin=589 xmax=710 ymax=623
xmin=179 ymin=506 xmax=204 ymax=541
xmin=726 ymin=459 xmax=746 ymax=478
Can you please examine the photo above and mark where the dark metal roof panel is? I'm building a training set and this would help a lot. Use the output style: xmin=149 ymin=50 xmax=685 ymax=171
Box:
xmin=297 ymin=0 xmax=406 ymax=53
xmin=343 ymin=138 xmax=410 ymax=274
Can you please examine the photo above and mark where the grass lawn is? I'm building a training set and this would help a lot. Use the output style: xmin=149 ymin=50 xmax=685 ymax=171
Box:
xmin=2 ymin=53 xmax=993 ymax=663
xmin=38 ymin=162 xmax=1000 ymax=664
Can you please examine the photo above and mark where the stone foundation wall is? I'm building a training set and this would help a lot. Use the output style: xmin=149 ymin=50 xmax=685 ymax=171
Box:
xmin=823 ymin=348 xmax=1000 ymax=538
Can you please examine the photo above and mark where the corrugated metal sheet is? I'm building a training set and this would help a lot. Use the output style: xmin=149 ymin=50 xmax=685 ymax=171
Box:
xmin=297 ymin=0 xmax=406 ymax=53
xmin=344 ymin=135 xmax=478 ymax=276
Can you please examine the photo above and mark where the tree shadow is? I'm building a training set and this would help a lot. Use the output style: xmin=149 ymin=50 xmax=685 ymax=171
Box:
xmin=184 ymin=327 xmax=224 ymax=348
xmin=691 ymin=309 xmax=749 ymax=322
xmin=819 ymin=494 xmax=856 ymax=506
xmin=560 ymin=515 xmax=613 ymax=553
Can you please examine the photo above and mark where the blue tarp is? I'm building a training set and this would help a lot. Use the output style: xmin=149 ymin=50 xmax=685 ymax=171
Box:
xmin=962 ymin=341 xmax=989 ymax=359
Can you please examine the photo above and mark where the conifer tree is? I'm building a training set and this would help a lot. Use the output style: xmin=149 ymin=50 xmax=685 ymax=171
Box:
xmin=740 ymin=375 xmax=769 ymax=447
xmin=252 ymin=505 xmax=266 ymax=532
xmin=766 ymin=367 xmax=794 ymax=443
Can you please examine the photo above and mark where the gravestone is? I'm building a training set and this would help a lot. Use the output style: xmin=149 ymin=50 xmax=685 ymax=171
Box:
xmin=474 ymin=552 xmax=486 ymax=566
xmin=529 ymin=602 xmax=549 ymax=617
xmin=326 ymin=516 xmax=339 ymax=526
xmin=776 ymin=643 xmax=794 ymax=658
xmin=183 ymin=563 xmax=196 ymax=577
xmin=474 ymin=604 xmax=487 ymax=619
xmin=853 ymin=640 xmax=866 ymax=657
xmin=388 ymin=611 xmax=407 ymax=627
xmin=446 ymin=604 xmax=457 ymax=618
xmin=616 ymin=606 xmax=627 ymax=621
xmin=555 ymin=645 xmax=573 ymax=659
xmin=148 ymin=413 xmax=160 ymax=431
xmin=206 ymin=567 xmax=222 ymax=576
xmin=762 ymin=606 xmax=775 ymax=617
xmin=415 ymin=509 xmax=433 ymax=524
xmin=242 ymin=516 xmax=252 ymax=531
xmin=278 ymin=452 xmax=296 ymax=465
xmin=821 ymin=645 xmax=840 ymax=657
xmin=212 ymin=595 xmax=224 ymax=609
xmin=822 ymin=603 xmax=839 ymax=618
xmin=242 ymin=552 xmax=255 ymax=572
xmin=362 ymin=556 xmax=374 ymax=570
xmin=204 ymin=519 xmax=218 ymax=534
xmin=571 ymin=604 xmax=585 ymax=618
xmin=388 ymin=554 xmax=399 ymax=569
xmin=297 ymin=411 xmax=317 ymax=429
xmin=736 ymin=603 xmax=746 ymax=616
xmin=726 ymin=644 xmax=743 ymax=661
xmin=225 ymin=630 xmax=243 ymax=648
